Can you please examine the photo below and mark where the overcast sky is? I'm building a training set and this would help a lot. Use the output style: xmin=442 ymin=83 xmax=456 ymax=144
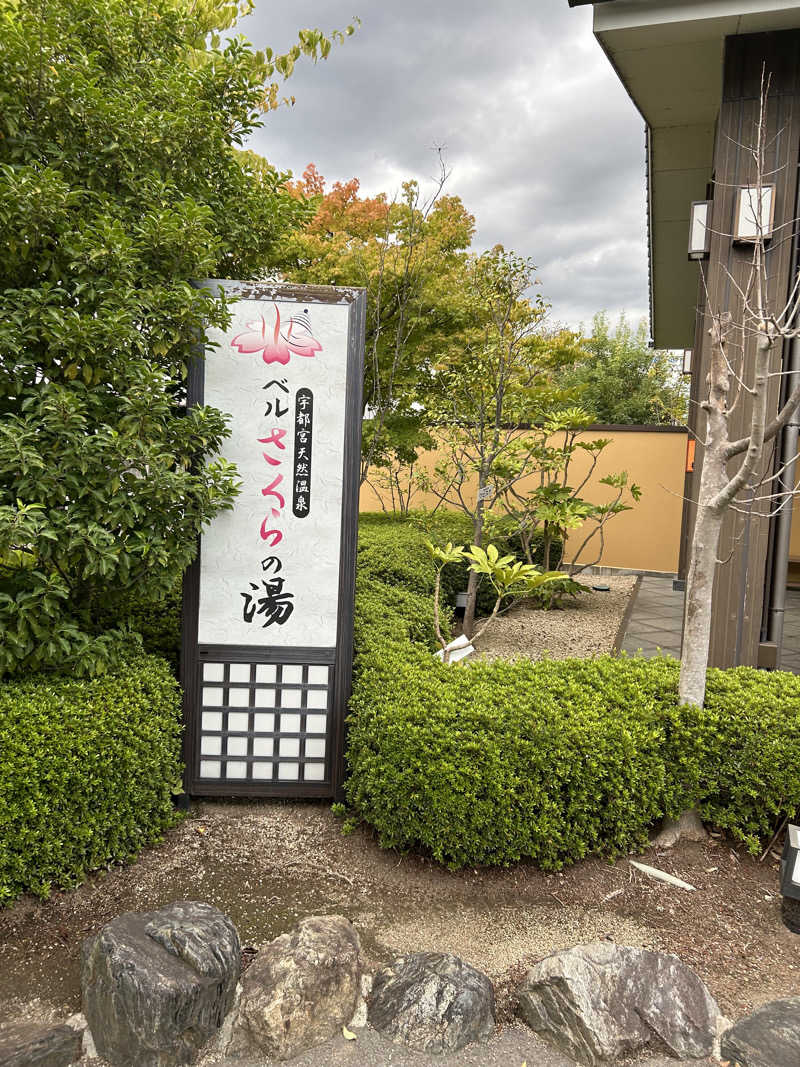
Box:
xmin=239 ymin=0 xmax=649 ymax=332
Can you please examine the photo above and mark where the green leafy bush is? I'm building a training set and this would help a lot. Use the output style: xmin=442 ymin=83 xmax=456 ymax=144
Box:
xmin=354 ymin=575 xmax=445 ymax=652
xmin=0 ymin=0 xmax=351 ymax=678
xmin=357 ymin=519 xmax=436 ymax=598
xmin=94 ymin=582 xmax=183 ymax=673
xmin=346 ymin=647 xmax=800 ymax=868
xmin=680 ymin=666 xmax=800 ymax=852
xmin=359 ymin=512 xmax=559 ymax=616
xmin=0 ymin=655 xmax=182 ymax=901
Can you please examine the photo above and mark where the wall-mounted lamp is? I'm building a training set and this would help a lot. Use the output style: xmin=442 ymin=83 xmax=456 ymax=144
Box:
xmin=682 ymin=349 xmax=692 ymax=375
xmin=734 ymin=184 xmax=776 ymax=242
xmin=688 ymin=200 xmax=712 ymax=260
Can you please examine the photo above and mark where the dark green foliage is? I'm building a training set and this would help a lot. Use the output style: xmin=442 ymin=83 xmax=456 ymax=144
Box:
xmin=526 ymin=574 xmax=591 ymax=610
xmin=558 ymin=313 xmax=688 ymax=425
xmin=0 ymin=0 xmax=317 ymax=677
xmin=679 ymin=666 xmax=800 ymax=853
xmin=357 ymin=518 xmax=436 ymax=598
xmin=97 ymin=583 xmax=183 ymax=672
xmin=354 ymin=576 xmax=443 ymax=652
xmin=345 ymin=566 xmax=800 ymax=867
xmin=359 ymin=511 xmax=559 ymax=616
xmin=347 ymin=651 xmax=675 ymax=869
xmin=0 ymin=655 xmax=182 ymax=901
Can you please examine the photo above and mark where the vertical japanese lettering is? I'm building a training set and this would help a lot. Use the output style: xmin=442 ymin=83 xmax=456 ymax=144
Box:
xmin=293 ymin=388 xmax=313 ymax=518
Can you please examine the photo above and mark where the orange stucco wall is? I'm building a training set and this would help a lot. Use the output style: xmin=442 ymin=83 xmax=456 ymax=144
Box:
xmin=359 ymin=428 xmax=689 ymax=574
xmin=790 ymin=496 xmax=800 ymax=561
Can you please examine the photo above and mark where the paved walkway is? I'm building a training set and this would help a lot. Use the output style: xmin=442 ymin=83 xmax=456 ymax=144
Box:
xmin=621 ymin=577 xmax=800 ymax=673
xmin=621 ymin=577 xmax=683 ymax=659
xmin=782 ymin=588 xmax=800 ymax=673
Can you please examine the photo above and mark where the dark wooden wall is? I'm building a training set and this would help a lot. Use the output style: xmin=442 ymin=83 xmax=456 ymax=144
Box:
xmin=683 ymin=31 xmax=800 ymax=667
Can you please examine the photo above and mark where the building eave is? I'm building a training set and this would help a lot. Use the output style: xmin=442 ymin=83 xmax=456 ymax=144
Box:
xmin=572 ymin=0 xmax=800 ymax=348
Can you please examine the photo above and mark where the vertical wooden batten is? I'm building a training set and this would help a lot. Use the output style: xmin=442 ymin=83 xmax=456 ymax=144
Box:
xmin=684 ymin=31 xmax=800 ymax=667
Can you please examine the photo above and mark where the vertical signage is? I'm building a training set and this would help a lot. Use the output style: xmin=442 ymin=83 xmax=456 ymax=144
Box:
xmin=181 ymin=282 xmax=365 ymax=797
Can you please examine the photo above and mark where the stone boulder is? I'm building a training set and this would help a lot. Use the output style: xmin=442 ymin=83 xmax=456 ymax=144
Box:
xmin=0 ymin=1021 xmax=83 ymax=1067
xmin=81 ymin=900 xmax=240 ymax=1067
xmin=229 ymin=914 xmax=361 ymax=1062
xmin=367 ymin=951 xmax=495 ymax=1054
xmin=516 ymin=942 xmax=719 ymax=1065
xmin=720 ymin=997 xmax=800 ymax=1066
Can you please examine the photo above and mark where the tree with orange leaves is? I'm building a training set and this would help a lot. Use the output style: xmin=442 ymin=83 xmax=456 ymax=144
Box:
xmin=279 ymin=159 xmax=476 ymax=482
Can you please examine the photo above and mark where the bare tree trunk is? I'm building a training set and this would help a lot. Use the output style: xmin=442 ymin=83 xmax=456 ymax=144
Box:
xmin=542 ymin=525 xmax=552 ymax=571
xmin=679 ymin=496 xmax=725 ymax=708
xmin=679 ymin=322 xmax=772 ymax=708
xmin=462 ymin=567 xmax=479 ymax=639
xmin=462 ymin=500 xmax=485 ymax=638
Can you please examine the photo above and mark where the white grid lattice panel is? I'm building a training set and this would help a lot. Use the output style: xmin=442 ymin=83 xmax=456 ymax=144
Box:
xmin=198 ymin=661 xmax=330 ymax=783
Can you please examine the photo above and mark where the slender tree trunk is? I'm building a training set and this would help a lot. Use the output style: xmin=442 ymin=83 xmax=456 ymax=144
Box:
xmin=462 ymin=500 xmax=485 ymax=638
xmin=462 ymin=568 xmax=480 ymax=639
xmin=433 ymin=570 xmax=450 ymax=661
xmin=679 ymin=497 xmax=725 ymax=707
xmin=542 ymin=524 xmax=552 ymax=571
xmin=679 ymin=324 xmax=771 ymax=708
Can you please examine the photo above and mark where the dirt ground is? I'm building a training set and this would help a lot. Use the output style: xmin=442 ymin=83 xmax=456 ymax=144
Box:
xmin=1 ymin=799 xmax=797 ymax=1031
xmin=473 ymin=575 xmax=637 ymax=661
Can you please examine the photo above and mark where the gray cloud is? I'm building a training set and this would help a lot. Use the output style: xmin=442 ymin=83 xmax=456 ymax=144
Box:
xmin=239 ymin=0 xmax=649 ymax=331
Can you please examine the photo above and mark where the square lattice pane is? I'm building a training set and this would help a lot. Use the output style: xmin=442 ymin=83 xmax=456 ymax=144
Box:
xmin=195 ymin=659 xmax=333 ymax=785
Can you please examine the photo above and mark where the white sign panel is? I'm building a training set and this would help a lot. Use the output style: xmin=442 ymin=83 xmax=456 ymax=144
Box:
xmin=198 ymin=293 xmax=353 ymax=647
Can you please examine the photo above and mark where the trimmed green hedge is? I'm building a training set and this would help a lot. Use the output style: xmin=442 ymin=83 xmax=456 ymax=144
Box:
xmin=34 ymin=514 xmax=800 ymax=877
xmin=354 ymin=575 xmax=445 ymax=652
xmin=358 ymin=512 xmax=559 ymax=616
xmin=348 ymin=519 xmax=800 ymax=866
xmin=0 ymin=655 xmax=182 ymax=901
xmin=346 ymin=646 xmax=800 ymax=868
xmin=357 ymin=519 xmax=436 ymax=598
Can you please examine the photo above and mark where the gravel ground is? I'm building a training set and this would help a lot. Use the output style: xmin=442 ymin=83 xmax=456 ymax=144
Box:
xmin=2 ymin=801 xmax=797 ymax=1030
xmin=472 ymin=575 xmax=637 ymax=661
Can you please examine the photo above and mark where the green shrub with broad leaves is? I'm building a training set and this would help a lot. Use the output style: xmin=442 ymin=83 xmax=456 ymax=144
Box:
xmin=358 ymin=511 xmax=559 ymax=616
xmin=0 ymin=0 xmax=353 ymax=679
xmin=0 ymin=655 xmax=182 ymax=902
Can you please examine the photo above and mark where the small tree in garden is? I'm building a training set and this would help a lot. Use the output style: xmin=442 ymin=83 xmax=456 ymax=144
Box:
xmin=0 ymin=0 xmax=352 ymax=676
xmin=681 ymin=74 xmax=800 ymax=711
xmin=419 ymin=247 xmax=587 ymax=636
xmin=426 ymin=541 xmax=561 ymax=661
xmin=491 ymin=408 xmax=641 ymax=576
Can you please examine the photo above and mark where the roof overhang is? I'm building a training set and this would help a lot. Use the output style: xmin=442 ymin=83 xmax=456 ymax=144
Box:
xmin=575 ymin=0 xmax=800 ymax=348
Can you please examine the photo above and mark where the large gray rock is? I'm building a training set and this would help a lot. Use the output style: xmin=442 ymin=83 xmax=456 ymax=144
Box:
xmin=367 ymin=951 xmax=495 ymax=1054
xmin=516 ymin=942 xmax=719 ymax=1065
xmin=0 ymin=1021 xmax=83 ymax=1067
xmin=230 ymin=914 xmax=361 ymax=1062
xmin=81 ymin=900 xmax=240 ymax=1067
xmin=721 ymin=997 xmax=800 ymax=1066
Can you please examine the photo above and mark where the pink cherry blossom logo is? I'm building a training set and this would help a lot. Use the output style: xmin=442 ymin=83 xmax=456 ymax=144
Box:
xmin=231 ymin=304 xmax=322 ymax=365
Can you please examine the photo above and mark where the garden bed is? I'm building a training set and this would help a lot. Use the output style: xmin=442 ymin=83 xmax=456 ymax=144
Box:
xmin=471 ymin=575 xmax=637 ymax=661
xmin=0 ymin=800 xmax=796 ymax=1032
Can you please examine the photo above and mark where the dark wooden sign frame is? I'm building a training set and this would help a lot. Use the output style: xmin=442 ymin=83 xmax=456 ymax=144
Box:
xmin=180 ymin=281 xmax=365 ymax=799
